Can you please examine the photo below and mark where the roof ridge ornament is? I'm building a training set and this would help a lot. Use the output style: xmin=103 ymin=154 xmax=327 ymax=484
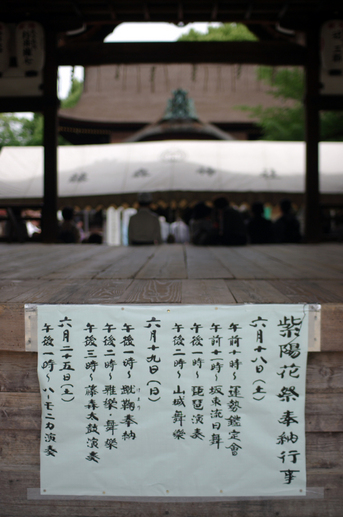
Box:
xmin=162 ymin=88 xmax=199 ymax=121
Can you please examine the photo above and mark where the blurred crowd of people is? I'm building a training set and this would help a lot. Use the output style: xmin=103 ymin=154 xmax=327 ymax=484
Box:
xmin=127 ymin=194 xmax=303 ymax=246
xmin=0 ymin=195 xmax=306 ymax=246
xmin=186 ymin=197 xmax=302 ymax=246
xmin=0 ymin=207 xmax=41 ymax=243
xmin=57 ymin=207 xmax=104 ymax=244
xmin=0 ymin=206 xmax=104 ymax=244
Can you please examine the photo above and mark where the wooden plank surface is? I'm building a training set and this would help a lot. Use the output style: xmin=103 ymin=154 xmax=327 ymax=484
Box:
xmin=268 ymin=280 xmax=343 ymax=304
xmin=211 ymin=247 xmax=274 ymax=279
xmin=1 ymin=498 xmax=342 ymax=517
xmin=65 ymin=279 xmax=133 ymax=304
xmin=1 ymin=428 xmax=342 ymax=469
xmin=182 ymin=279 xmax=236 ymax=304
xmin=0 ymin=470 xmax=341 ymax=517
xmin=185 ymin=247 xmax=234 ymax=279
xmin=1 ymin=351 xmax=342 ymax=433
xmin=1 ymin=390 xmax=341 ymax=433
xmin=0 ymin=303 xmax=24 ymax=351
xmin=43 ymin=245 xmax=126 ymax=280
xmin=0 ymin=351 xmax=38 ymax=392
xmin=227 ymin=247 xmax=304 ymax=279
xmin=1 ymin=351 xmax=341 ymax=394
xmin=225 ymin=279 xmax=292 ymax=303
xmin=0 ymin=280 xmax=46 ymax=302
xmin=257 ymin=245 xmax=343 ymax=280
xmin=0 ymin=392 xmax=41 ymax=430
xmin=136 ymin=244 xmax=187 ymax=279
xmin=0 ymin=241 xmax=342 ymax=517
xmin=0 ymin=299 xmax=342 ymax=352
xmin=0 ymin=243 xmax=342 ymax=299
xmin=7 ymin=280 xmax=95 ymax=304
xmin=2 ymin=246 xmax=95 ymax=280
xmin=307 ymin=352 xmax=343 ymax=390
xmin=313 ymin=280 xmax=343 ymax=301
xmin=95 ymin=246 xmax=157 ymax=279
xmin=118 ymin=279 xmax=182 ymax=303
xmin=321 ymin=305 xmax=343 ymax=352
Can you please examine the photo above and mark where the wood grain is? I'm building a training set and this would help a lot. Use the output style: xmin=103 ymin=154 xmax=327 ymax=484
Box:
xmin=258 ymin=245 xmax=343 ymax=280
xmin=230 ymin=246 xmax=303 ymax=279
xmin=95 ymin=246 xmax=157 ymax=279
xmin=185 ymin=247 xmax=234 ymax=279
xmin=1 ymin=350 xmax=342 ymax=392
xmin=0 ymin=280 xmax=46 ymax=303
xmin=118 ymin=279 xmax=182 ymax=303
xmin=321 ymin=305 xmax=343 ymax=352
xmin=0 ymin=351 xmax=39 ymax=392
xmin=0 ymin=243 xmax=342 ymax=516
xmin=182 ymin=279 xmax=236 ymax=304
xmin=136 ymin=244 xmax=187 ymax=279
xmin=62 ymin=279 xmax=133 ymax=304
xmin=268 ymin=280 xmax=343 ymax=304
xmin=0 ymin=429 xmax=40 ymax=465
xmin=307 ymin=352 xmax=343 ymax=390
xmin=0 ymin=303 xmax=25 ymax=351
xmin=210 ymin=247 xmax=271 ymax=279
xmin=0 ymin=393 xmax=41 ymax=430
xmin=1 ymin=391 xmax=341 ymax=433
xmin=43 ymin=245 xmax=119 ymax=279
xmin=225 ymin=279 xmax=292 ymax=303
xmin=8 ymin=280 xmax=94 ymax=304
xmin=0 ymin=479 xmax=340 ymax=517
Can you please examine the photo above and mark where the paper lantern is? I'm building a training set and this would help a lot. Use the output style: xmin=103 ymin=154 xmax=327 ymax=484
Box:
xmin=16 ymin=21 xmax=45 ymax=76
xmin=321 ymin=20 xmax=343 ymax=76
xmin=0 ymin=22 xmax=10 ymax=75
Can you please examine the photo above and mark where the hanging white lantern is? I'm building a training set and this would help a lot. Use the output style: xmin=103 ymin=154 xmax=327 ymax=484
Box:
xmin=0 ymin=22 xmax=10 ymax=75
xmin=321 ymin=20 xmax=343 ymax=76
xmin=15 ymin=21 xmax=45 ymax=76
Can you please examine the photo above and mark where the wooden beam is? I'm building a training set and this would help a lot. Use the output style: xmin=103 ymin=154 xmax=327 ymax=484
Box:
xmin=304 ymin=25 xmax=321 ymax=243
xmin=41 ymin=29 xmax=59 ymax=243
xmin=318 ymin=95 xmax=343 ymax=111
xmin=57 ymin=41 xmax=307 ymax=66
xmin=0 ymin=97 xmax=45 ymax=113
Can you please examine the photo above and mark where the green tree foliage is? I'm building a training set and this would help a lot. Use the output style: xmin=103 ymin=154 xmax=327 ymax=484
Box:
xmin=240 ymin=66 xmax=343 ymax=141
xmin=257 ymin=66 xmax=304 ymax=101
xmin=0 ymin=75 xmax=83 ymax=148
xmin=320 ymin=110 xmax=343 ymax=141
xmin=60 ymin=77 xmax=83 ymax=109
xmin=179 ymin=25 xmax=343 ymax=141
xmin=0 ymin=112 xmax=43 ymax=147
xmin=178 ymin=23 xmax=257 ymax=42
xmin=238 ymin=67 xmax=306 ymax=141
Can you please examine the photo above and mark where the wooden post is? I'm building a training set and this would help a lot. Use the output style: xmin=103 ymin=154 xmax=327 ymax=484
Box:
xmin=304 ymin=25 xmax=321 ymax=242
xmin=41 ymin=28 xmax=59 ymax=243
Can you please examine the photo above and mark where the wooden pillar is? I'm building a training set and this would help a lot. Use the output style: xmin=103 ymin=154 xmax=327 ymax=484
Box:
xmin=41 ymin=28 xmax=59 ymax=243
xmin=304 ymin=25 xmax=321 ymax=242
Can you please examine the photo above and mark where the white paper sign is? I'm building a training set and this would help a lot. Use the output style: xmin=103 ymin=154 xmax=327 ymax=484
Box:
xmin=37 ymin=304 xmax=309 ymax=497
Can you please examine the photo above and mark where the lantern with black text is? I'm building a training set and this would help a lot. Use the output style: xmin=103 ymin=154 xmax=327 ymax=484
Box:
xmin=0 ymin=22 xmax=10 ymax=76
xmin=15 ymin=21 xmax=45 ymax=76
xmin=321 ymin=20 xmax=343 ymax=76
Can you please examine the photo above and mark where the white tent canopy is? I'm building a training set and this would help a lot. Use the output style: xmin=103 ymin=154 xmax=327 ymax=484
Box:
xmin=0 ymin=140 xmax=342 ymax=206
